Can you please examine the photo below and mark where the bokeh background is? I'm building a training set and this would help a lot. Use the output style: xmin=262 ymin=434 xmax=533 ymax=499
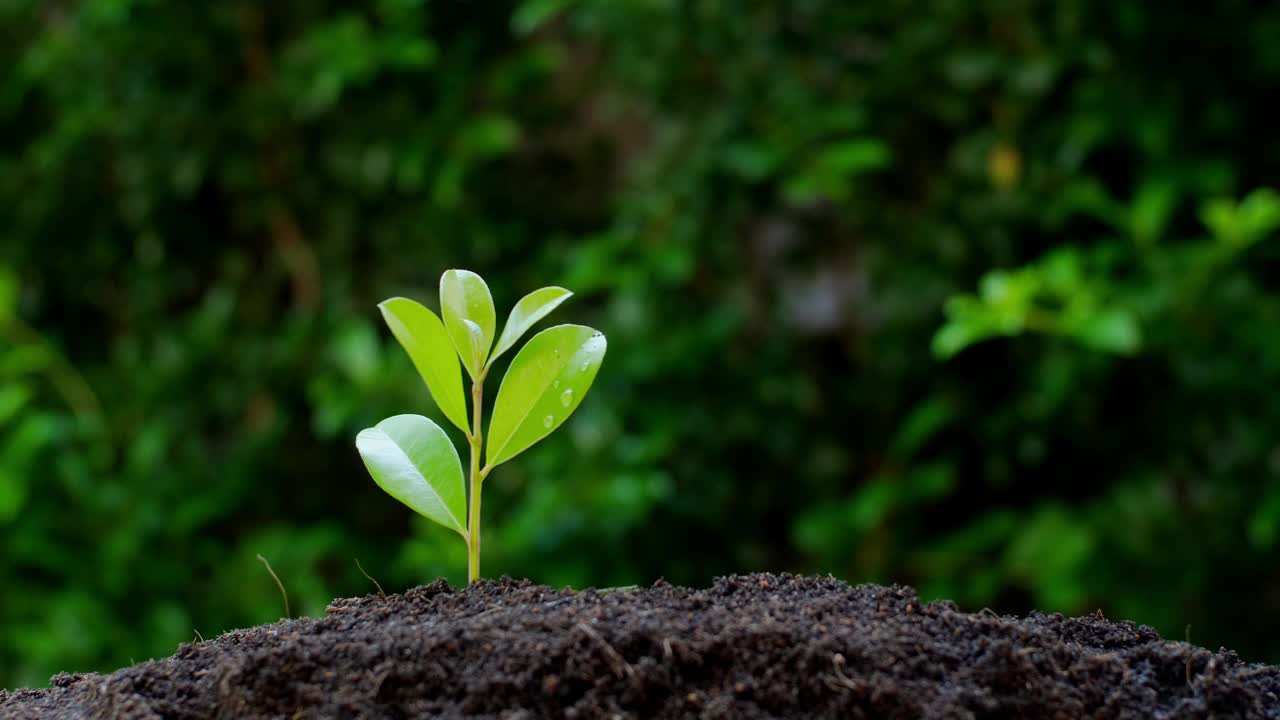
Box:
xmin=4 ymin=0 xmax=1280 ymax=688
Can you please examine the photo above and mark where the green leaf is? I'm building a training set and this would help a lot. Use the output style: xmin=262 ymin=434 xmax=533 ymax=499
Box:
xmin=1239 ymin=188 xmax=1280 ymax=240
xmin=439 ymin=269 xmax=496 ymax=379
xmin=0 ymin=266 xmax=16 ymax=321
xmin=1004 ymin=504 xmax=1094 ymax=610
xmin=460 ymin=115 xmax=521 ymax=157
xmin=1072 ymin=309 xmax=1141 ymax=355
xmin=889 ymin=397 xmax=955 ymax=459
xmin=721 ymin=142 xmax=780 ymax=181
xmin=377 ymin=297 xmax=469 ymax=433
xmin=783 ymin=138 xmax=891 ymax=203
xmin=511 ymin=0 xmax=571 ymax=35
xmin=931 ymin=319 xmax=1001 ymax=359
xmin=486 ymin=324 xmax=606 ymax=467
xmin=489 ymin=286 xmax=573 ymax=365
xmin=815 ymin=138 xmax=892 ymax=174
xmin=461 ymin=318 xmax=486 ymax=362
xmin=356 ymin=414 xmax=467 ymax=537
xmin=1129 ymin=179 xmax=1178 ymax=244
xmin=0 ymin=383 xmax=32 ymax=425
xmin=1249 ymin=483 xmax=1280 ymax=549
xmin=0 ymin=465 xmax=27 ymax=524
xmin=1200 ymin=189 xmax=1280 ymax=247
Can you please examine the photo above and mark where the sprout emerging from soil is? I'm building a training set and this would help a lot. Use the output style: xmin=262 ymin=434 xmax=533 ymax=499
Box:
xmin=356 ymin=270 xmax=606 ymax=582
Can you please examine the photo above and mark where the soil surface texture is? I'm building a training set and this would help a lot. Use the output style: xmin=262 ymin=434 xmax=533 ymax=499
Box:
xmin=3 ymin=573 xmax=1279 ymax=719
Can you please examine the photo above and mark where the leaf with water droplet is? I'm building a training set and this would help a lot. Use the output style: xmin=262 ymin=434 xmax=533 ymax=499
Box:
xmin=560 ymin=388 xmax=574 ymax=407
xmin=356 ymin=414 xmax=467 ymax=539
xmin=487 ymin=324 xmax=606 ymax=467
xmin=489 ymin=286 xmax=573 ymax=366
xmin=377 ymin=297 xmax=469 ymax=433
xmin=439 ymin=269 xmax=495 ymax=379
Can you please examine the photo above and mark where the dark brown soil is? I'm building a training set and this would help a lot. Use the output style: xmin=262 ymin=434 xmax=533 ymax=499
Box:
xmin=3 ymin=573 xmax=1278 ymax=719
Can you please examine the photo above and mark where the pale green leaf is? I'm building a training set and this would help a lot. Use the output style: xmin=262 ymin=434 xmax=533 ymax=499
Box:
xmin=489 ymin=286 xmax=573 ymax=365
xmin=378 ymin=297 xmax=470 ymax=433
xmin=440 ymin=269 xmax=496 ymax=379
xmin=356 ymin=414 xmax=467 ymax=537
xmin=487 ymin=324 xmax=606 ymax=467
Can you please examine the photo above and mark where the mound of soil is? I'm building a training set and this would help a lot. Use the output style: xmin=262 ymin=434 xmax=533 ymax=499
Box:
xmin=3 ymin=573 xmax=1278 ymax=719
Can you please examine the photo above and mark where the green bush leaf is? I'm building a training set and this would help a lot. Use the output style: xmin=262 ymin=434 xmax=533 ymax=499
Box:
xmin=356 ymin=414 xmax=467 ymax=537
xmin=931 ymin=318 xmax=1001 ymax=359
xmin=1200 ymin=197 xmax=1241 ymax=244
xmin=489 ymin=286 xmax=573 ymax=365
xmin=0 ymin=465 xmax=27 ymax=525
xmin=0 ymin=266 xmax=16 ymax=320
xmin=487 ymin=324 xmax=606 ymax=467
xmin=440 ymin=269 xmax=496 ymax=379
xmin=0 ymin=384 xmax=32 ymax=425
xmin=1239 ymin=188 xmax=1280 ymax=241
xmin=511 ymin=0 xmax=571 ymax=35
xmin=1072 ymin=309 xmax=1141 ymax=355
xmin=377 ymin=297 xmax=469 ymax=433
xmin=1129 ymin=179 xmax=1178 ymax=244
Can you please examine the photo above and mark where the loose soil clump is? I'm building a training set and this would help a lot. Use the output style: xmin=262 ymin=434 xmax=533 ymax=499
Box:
xmin=3 ymin=573 xmax=1278 ymax=718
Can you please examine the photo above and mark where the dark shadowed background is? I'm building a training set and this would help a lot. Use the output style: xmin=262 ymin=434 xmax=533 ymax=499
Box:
xmin=4 ymin=0 xmax=1280 ymax=688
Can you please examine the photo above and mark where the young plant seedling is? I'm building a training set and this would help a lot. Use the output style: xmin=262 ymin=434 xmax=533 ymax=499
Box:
xmin=355 ymin=270 xmax=606 ymax=583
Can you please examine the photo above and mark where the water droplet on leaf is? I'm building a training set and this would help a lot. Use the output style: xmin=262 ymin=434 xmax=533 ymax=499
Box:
xmin=543 ymin=415 xmax=554 ymax=428
xmin=560 ymin=389 xmax=574 ymax=407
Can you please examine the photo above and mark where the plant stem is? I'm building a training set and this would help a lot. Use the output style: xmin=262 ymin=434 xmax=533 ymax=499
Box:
xmin=467 ymin=375 xmax=484 ymax=583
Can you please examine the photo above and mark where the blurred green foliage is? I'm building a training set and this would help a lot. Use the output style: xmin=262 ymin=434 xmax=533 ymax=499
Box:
xmin=3 ymin=0 xmax=1280 ymax=687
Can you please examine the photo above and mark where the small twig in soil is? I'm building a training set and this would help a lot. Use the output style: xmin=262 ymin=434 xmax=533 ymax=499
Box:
xmin=576 ymin=622 xmax=636 ymax=680
xmin=192 ymin=629 xmax=205 ymax=643
xmin=355 ymin=557 xmax=386 ymax=598
xmin=370 ymin=667 xmax=391 ymax=700
xmin=825 ymin=653 xmax=862 ymax=692
xmin=597 ymin=585 xmax=639 ymax=594
xmin=256 ymin=554 xmax=290 ymax=619
xmin=1186 ymin=625 xmax=1193 ymax=686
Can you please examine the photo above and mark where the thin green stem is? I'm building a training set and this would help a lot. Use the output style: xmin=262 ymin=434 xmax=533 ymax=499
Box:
xmin=467 ymin=373 xmax=484 ymax=583
xmin=1021 ymin=308 xmax=1061 ymax=334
